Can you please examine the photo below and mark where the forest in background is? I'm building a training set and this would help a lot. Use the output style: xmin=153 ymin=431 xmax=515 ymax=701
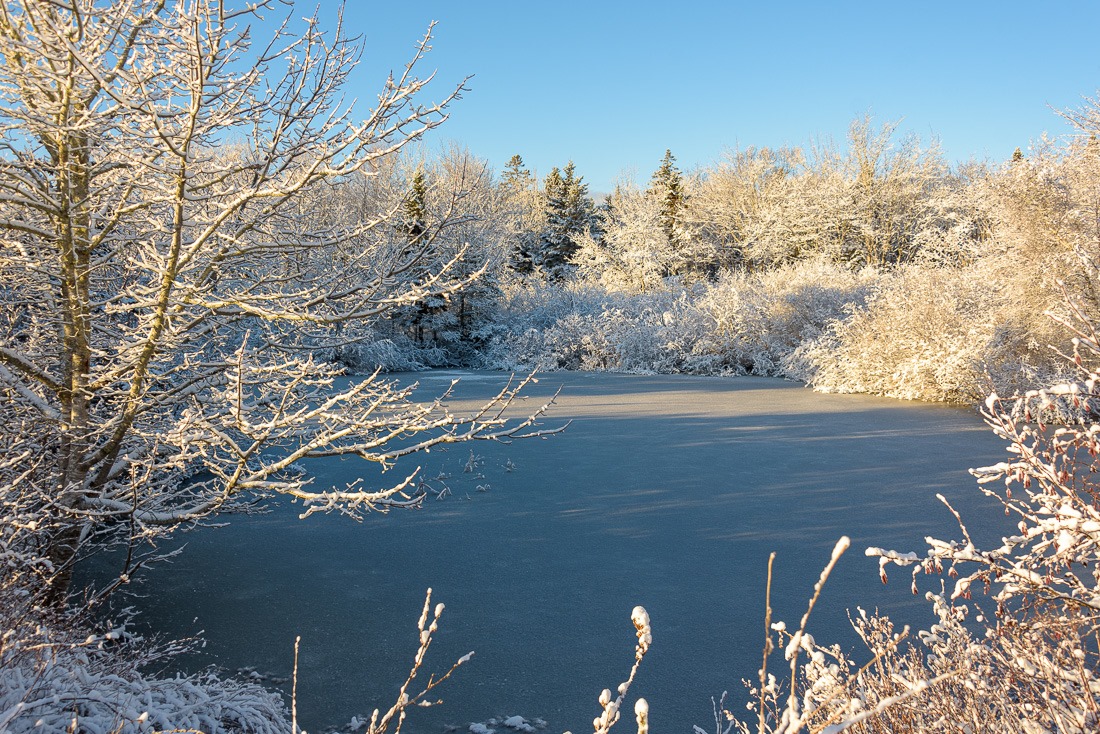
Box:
xmin=350 ymin=117 xmax=1100 ymax=407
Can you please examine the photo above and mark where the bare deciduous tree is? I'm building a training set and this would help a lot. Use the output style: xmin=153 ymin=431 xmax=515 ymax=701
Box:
xmin=0 ymin=0 xmax=557 ymax=602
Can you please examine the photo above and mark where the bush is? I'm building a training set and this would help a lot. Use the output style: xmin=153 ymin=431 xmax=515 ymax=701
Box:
xmin=787 ymin=263 xmax=1076 ymax=403
xmin=481 ymin=262 xmax=877 ymax=378
xmin=687 ymin=261 xmax=880 ymax=376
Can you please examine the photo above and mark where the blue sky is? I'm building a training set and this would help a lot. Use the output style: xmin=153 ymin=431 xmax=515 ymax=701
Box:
xmin=266 ymin=1 xmax=1100 ymax=193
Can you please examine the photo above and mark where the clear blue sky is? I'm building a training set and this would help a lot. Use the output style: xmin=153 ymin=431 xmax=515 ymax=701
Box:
xmin=264 ymin=1 xmax=1100 ymax=193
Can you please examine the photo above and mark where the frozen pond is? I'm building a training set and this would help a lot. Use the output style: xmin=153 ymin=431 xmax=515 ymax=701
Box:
xmin=102 ymin=371 xmax=1010 ymax=733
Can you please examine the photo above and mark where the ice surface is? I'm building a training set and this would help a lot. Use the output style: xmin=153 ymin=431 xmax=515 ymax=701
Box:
xmin=87 ymin=372 xmax=1011 ymax=734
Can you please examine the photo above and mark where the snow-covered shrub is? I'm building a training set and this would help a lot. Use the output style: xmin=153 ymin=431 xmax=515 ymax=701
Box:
xmin=333 ymin=333 xmax=450 ymax=372
xmin=787 ymin=262 xmax=1073 ymax=403
xmin=482 ymin=262 xmax=877 ymax=378
xmin=0 ymin=609 xmax=289 ymax=734
xmin=686 ymin=261 xmax=880 ymax=376
xmin=501 ymin=306 xmax=667 ymax=373
xmin=480 ymin=279 xmax=637 ymax=371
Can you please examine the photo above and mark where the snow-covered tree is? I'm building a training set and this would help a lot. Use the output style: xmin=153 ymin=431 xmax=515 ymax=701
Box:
xmin=815 ymin=117 xmax=955 ymax=267
xmin=499 ymin=154 xmax=544 ymax=274
xmin=537 ymin=166 xmax=569 ymax=276
xmin=573 ymin=181 xmax=670 ymax=292
xmin=680 ymin=146 xmax=808 ymax=269
xmin=423 ymin=145 xmax=512 ymax=348
xmin=404 ymin=167 xmax=430 ymax=246
xmin=681 ymin=122 xmax=975 ymax=272
xmin=0 ymin=0 xmax=557 ymax=603
xmin=538 ymin=161 xmax=598 ymax=279
xmin=647 ymin=149 xmax=688 ymax=274
xmin=388 ymin=166 xmax=451 ymax=344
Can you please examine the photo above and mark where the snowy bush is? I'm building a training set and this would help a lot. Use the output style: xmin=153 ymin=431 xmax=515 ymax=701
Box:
xmin=0 ymin=614 xmax=289 ymax=734
xmin=787 ymin=263 xmax=1075 ymax=403
xmin=482 ymin=262 xmax=877 ymax=379
xmin=333 ymin=333 xmax=451 ymax=372
xmin=686 ymin=262 xmax=880 ymax=376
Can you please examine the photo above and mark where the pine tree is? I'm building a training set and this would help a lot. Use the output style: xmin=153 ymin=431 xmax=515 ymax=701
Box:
xmin=1011 ymin=146 xmax=1025 ymax=164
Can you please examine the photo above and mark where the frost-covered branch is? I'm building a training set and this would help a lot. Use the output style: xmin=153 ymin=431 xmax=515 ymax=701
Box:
xmin=0 ymin=0 xmax=554 ymax=605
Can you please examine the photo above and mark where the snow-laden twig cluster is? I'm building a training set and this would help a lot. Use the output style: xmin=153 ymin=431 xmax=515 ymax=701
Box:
xmin=564 ymin=606 xmax=651 ymax=734
xmin=327 ymin=589 xmax=475 ymax=734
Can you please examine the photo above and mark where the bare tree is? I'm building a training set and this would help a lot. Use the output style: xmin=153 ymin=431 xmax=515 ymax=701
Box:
xmin=0 ymin=0 xmax=557 ymax=602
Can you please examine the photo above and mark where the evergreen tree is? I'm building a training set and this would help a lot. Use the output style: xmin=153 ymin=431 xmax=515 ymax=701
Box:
xmin=500 ymin=154 xmax=540 ymax=274
xmin=539 ymin=166 xmax=569 ymax=276
xmin=539 ymin=161 xmax=597 ymax=278
xmin=500 ymin=154 xmax=535 ymax=194
xmin=1011 ymin=146 xmax=1025 ymax=164
xmin=562 ymin=161 xmax=597 ymax=232
xmin=544 ymin=166 xmax=566 ymax=207
xmin=404 ymin=167 xmax=428 ymax=245
xmin=398 ymin=167 xmax=446 ymax=342
xmin=648 ymin=149 xmax=685 ymax=256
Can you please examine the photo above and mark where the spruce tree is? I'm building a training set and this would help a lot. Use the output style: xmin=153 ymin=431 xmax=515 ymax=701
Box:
xmin=399 ymin=167 xmax=445 ymax=342
xmin=539 ymin=166 xmax=569 ymax=276
xmin=648 ymin=149 xmax=684 ymax=253
xmin=544 ymin=166 xmax=566 ymax=206
xmin=538 ymin=161 xmax=597 ymax=279
xmin=404 ymin=167 xmax=428 ymax=245
xmin=500 ymin=154 xmax=540 ymax=274
xmin=562 ymin=161 xmax=597 ymax=233
xmin=500 ymin=154 xmax=535 ymax=194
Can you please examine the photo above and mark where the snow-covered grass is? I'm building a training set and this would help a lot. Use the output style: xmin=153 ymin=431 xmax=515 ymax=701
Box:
xmin=0 ymin=611 xmax=289 ymax=734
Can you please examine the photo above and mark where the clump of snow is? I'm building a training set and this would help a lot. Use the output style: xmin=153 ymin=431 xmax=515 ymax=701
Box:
xmin=502 ymin=715 xmax=536 ymax=732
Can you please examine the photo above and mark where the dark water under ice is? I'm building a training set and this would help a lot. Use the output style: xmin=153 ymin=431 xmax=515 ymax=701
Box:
xmin=94 ymin=372 xmax=1012 ymax=734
